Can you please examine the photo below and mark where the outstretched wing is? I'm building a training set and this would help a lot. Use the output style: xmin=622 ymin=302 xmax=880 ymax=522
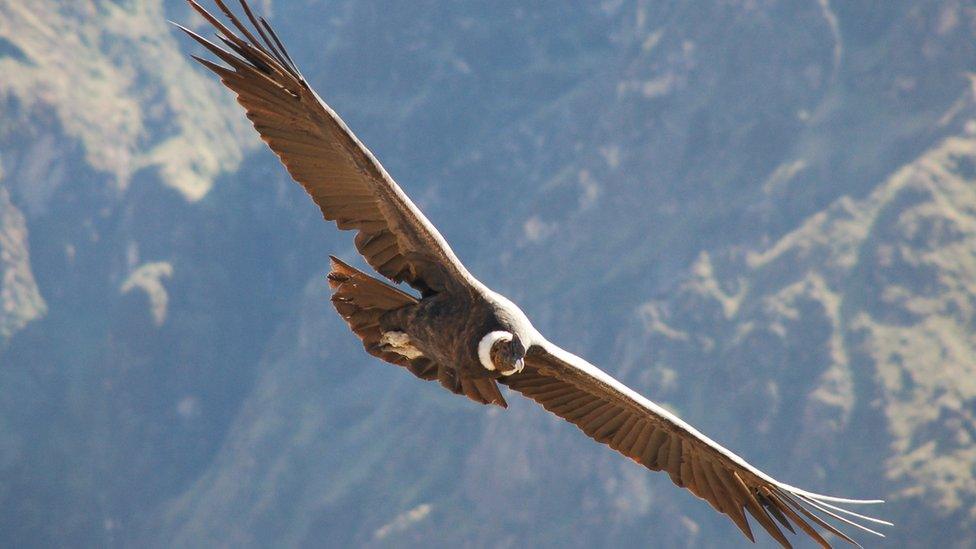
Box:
xmin=177 ymin=0 xmax=472 ymax=294
xmin=500 ymin=340 xmax=890 ymax=548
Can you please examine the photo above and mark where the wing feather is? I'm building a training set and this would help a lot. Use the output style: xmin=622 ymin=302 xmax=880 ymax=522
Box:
xmin=499 ymin=340 xmax=890 ymax=548
xmin=178 ymin=0 xmax=474 ymax=293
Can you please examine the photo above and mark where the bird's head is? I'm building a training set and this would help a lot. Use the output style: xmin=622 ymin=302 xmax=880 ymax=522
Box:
xmin=478 ymin=331 xmax=526 ymax=375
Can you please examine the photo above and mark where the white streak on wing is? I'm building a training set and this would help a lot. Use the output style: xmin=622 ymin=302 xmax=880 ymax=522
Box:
xmin=777 ymin=483 xmax=885 ymax=505
xmin=535 ymin=337 xmax=884 ymax=505
xmin=797 ymin=496 xmax=892 ymax=524
xmin=478 ymin=331 xmax=511 ymax=371
xmin=381 ymin=331 xmax=411 ymax=347
xmin=792 ymin=494 xmax=891 ymax=534
xmin=380 ymin=331 xmax=424 ymax=360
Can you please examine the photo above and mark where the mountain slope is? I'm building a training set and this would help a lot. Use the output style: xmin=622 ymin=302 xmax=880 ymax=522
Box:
xmin=1 ymin=1 xmax=975 ymax=547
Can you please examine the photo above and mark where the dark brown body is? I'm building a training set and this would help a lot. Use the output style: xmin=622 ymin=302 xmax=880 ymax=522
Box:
xmin=328 ymin=257 xmax=508 ymax=406
xmin=381 ymin=288 xmax=502 ymax=379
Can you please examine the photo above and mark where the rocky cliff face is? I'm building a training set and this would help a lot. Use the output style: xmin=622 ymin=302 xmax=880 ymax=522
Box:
xmin=0 ymin=183 xmax=45 ymax=343
xmin=1 ymin=1 xmax=974 ymax=547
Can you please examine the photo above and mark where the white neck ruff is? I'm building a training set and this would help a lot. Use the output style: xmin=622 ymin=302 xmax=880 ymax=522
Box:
xmin=478 ymin=331 xmax=512 ymax=371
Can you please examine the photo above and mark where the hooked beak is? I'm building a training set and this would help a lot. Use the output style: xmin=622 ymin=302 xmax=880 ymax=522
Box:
xmin=501 ymin=358 xmax=524 ymax=377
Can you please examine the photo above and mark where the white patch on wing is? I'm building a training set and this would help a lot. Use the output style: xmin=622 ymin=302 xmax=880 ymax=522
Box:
xmin=380 ymin=331 xmax=424 ymax=360
xmin=478 ymin=331 xmax=511 ymax=371
xmin=381 ymin=331 xmax=410 ymax=347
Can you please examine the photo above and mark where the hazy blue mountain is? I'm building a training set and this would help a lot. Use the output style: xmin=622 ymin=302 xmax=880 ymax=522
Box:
xmin=1 ymin=1 xmax=975 ymax=547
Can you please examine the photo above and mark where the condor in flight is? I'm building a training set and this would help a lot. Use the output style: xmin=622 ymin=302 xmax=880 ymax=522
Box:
xmin=176 ymin=2 xmax=890 ymax=546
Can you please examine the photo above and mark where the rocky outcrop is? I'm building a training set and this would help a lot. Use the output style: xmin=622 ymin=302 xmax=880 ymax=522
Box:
xmin=0 ymin=181 xmax=45 ymax=343
xmin=2 ymin=1 xmax=975 ymax=547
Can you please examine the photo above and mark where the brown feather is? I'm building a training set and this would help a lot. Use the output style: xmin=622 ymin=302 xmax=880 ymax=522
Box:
xmin=666 ymin=434 xmax=684 ymax=486
xmin=183 ymin=0 xmax=476 ymax=293
xmin=608 ymin=415 xmax=640 ymax=449
xmin=766 ymin=492 xmax=832 ymax=549
xmin=618 ymin=418 xmax=647 ymax=453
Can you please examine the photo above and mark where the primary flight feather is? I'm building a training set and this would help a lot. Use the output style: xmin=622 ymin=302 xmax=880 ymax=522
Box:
xmin=175 ymin=2 xmax=890 ymax=546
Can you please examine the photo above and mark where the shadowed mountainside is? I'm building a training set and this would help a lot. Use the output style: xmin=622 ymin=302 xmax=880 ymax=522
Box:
xmin=1 ymin=1 xmax=975 ymax=547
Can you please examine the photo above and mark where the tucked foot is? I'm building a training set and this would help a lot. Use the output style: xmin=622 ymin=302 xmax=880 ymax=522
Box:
xmin=379 ymin=331 xmax=424 ymax=360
